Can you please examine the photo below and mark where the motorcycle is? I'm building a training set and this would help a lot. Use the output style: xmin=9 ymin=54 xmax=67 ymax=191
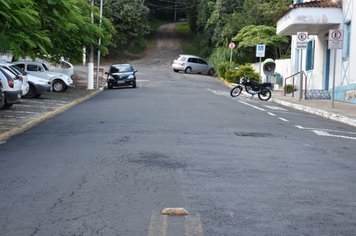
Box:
xmin=230 ymin=77 xmax=273 ymax=101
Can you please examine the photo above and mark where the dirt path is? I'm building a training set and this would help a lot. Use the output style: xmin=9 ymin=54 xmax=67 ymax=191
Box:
xmin=133 ymin=23 xmax=182 ymax=67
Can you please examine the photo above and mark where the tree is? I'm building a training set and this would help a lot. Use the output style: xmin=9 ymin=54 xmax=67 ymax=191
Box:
xmin=104 ymin=0 xmax=150 ymax=49
xmin=33 ymin=0 xmax=115 ymax=63
xmin=0 ymin=0 xmax=50 ymax=59
xmin=232 ymin=25 xmax=290 ymax=60
xmin=0 ymin=0 xmax=115 ymax=63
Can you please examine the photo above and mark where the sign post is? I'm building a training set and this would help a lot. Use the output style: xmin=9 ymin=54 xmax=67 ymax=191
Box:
xmin=256 ymin=44 xmax=265 ymax=78
xmin=328 ymin=29 xmax=343 ymax=108
xmin=229 ymin=42 xmax=236 ymax=64
xmin=296 ymin=32 xmax=308 ymax=101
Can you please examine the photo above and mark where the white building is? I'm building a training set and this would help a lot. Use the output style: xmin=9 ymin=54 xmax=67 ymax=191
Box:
xmin=277 ymin=0 xmax=355 ymax=103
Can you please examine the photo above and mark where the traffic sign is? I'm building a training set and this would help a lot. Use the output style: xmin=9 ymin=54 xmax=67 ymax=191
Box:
xmin=229 ymin=42 xmax=236 ymax=49
xmin=256 ymin=44 xmax=265 ymax=57
xmin=296 ymin=32 xmax=308 ymax=49
xmin=328 ymin=29 xmax=343 ymax=49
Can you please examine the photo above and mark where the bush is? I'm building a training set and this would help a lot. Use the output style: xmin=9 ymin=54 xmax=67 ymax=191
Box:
xmin=284 ymin=84 xmax=297 ymax=94
xmin=216 ymin=61 xmax=233 ymax=78
xmin=234 ymin=64 xmax=260 ymax=82
xmin=224 ymin=69 xmax=239 ymax=83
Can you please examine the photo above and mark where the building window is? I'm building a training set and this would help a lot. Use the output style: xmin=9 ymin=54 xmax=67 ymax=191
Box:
xmin=306 ymin=39 xmax=314 ymax=71
xmin=343 ymin=21 xmax=351 ymax=59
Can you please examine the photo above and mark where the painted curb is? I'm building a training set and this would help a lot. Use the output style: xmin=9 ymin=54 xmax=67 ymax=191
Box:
xmin=0 ymin=88 xmax=103 ymax=142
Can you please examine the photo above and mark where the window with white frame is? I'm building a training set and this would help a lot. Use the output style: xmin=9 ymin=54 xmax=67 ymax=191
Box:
xmin=343 ymin=21 xmax=351 ymax=59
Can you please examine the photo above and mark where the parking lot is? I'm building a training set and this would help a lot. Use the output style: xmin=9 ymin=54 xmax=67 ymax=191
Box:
xmin=0 ymin=86 xmax=100 ymax=141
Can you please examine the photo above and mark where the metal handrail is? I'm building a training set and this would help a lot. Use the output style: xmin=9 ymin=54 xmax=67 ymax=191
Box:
xmin=284 ymin=71 xmax=308 ymax=101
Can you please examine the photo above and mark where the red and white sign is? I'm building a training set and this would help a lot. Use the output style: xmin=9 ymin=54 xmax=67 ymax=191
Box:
xmin=229 ymin=42 xmax=236 ymax=49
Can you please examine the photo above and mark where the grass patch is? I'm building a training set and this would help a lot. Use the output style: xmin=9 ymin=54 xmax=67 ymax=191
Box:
xmin=175 ymin=22 xmax=191 ymax=35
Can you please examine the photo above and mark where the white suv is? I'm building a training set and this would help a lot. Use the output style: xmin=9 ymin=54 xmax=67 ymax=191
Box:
xmin=13 ymin=60 xmax=74 ymax=92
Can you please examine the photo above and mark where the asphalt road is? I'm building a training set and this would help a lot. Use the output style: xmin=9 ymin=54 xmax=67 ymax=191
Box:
xmin=1 ymin=24 xmax=356 ymax=236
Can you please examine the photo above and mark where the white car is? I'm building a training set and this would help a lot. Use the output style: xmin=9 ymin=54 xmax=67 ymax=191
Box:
xmin=9 ymin=65 xmax=51 ymax=98
xmin=13 ymin=60 xmax=74 ymax=92
xmin=172 ymin=54 xmax=215 ymax=75
xmin=0 ymin=61 xmax=29 ymax=97
xmin=0 ymin=67 xmax=22 ymax=109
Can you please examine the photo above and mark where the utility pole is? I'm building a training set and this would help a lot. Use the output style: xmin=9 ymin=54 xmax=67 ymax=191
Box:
xmin=87 ymin=0 xmax=95 ymax=90
xmin=95 ymin=0 xmax=104 ymax=90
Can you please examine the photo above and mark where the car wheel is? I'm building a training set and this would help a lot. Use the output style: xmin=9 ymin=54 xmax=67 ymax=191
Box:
xmin=24 ymin=84 xmax=36 ymax=99
xmin=184 ymin=67 xmax=192 ymax=74
xmin=208 ymin=68 xmax=214 ymax=76
xmin=173 ymin=69 xmax=179 ymax=73
xmin=0 ymin=93 xmax=5 ymax=110
xmin=107 ymin=83 xmax=113 ymax=89
xmin=52 ymin=80 xmax=66 ymax=92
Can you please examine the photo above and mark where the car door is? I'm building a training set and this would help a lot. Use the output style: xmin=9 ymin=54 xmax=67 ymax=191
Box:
xmin=197 ymin=58 xmax=209 ymax=73
xmin=26 ymin=63 xmax=47 ymax=80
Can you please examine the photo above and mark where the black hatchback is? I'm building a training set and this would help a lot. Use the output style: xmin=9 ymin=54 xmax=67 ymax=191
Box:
xmin=106 ymin=64 xmax=137 ymax=89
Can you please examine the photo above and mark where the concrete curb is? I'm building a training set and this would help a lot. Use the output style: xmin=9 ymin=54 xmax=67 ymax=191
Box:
xmin=0 ymin=88 xmax=103 ymax=142
xmin=271 ymin=98 xmax=356 ymax=128
xmin=222 ymin=80 xmax=356 ymax=128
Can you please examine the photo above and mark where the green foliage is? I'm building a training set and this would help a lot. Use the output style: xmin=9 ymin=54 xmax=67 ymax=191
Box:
xmin=235 ymin=64 xmax=261 ymax=82
xmin=104 ymin=0 xmax=150 ymax=49
xmin=180 ymin=0 xmax=291 ymax=64
xmin=0 ymin=0 xmax=115 ymax=63
xmin=232 ymin=25 xmax=290 ymax=59
xmin=224 ymin=69 xmax=239 ymax=83
xmin=175 ymin=23 xmax=191 ymax=35
xmin=216 ymin=61 xmax=233 ymax=78
xmin=0 ymin=0 xmax=50 ymax=58
xmin=284 ymin=84 xmax=297 ymax=94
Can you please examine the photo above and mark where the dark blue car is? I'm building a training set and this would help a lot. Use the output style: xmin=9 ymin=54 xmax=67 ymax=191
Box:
xmin=106 ymin=64 xmax=137 ymax=89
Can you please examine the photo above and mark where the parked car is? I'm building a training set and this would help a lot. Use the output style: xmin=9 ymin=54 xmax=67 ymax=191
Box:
xmin=172 ymin=54 xmax=215 ymax=75
xmin=10 ymin=65 xmax=51 ymax=98
xmin=0 ymin=61 xmax=29 ymax=97
xmin=106 ymin=64 xmax=137 ymax=89
xmin=13 ymin=60 xmax=74 ymax=92
xmin=0 ymin=67 xmax=22 ymax=109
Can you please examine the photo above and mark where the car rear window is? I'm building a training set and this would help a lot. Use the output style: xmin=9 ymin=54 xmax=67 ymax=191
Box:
xmin=177 ymin=56 xmax=186 ymax=61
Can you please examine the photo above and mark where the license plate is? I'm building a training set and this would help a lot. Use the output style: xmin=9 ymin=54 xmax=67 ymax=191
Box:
xmin=117 ymin=80 xmax=125 ymax=84
xmin=18 ymin=94 xmax=21 ymax=98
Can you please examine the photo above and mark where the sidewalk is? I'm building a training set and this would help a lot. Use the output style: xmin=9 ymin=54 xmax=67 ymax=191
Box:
xmin=271 ymin=91 xmax=356 ymax=128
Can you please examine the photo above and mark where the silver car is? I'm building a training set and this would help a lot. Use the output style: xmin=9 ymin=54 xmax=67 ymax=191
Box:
xmin=172 ymin=54 xmax=214 ymax=75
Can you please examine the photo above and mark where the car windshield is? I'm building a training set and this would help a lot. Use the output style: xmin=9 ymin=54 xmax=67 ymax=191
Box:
xmin=42 ymin=63 xmax=49 ymax=71
xmin=111 ymin=65 xmax=133 ymax=73
xmin=10 ymin=65 xmax=27 ymax=75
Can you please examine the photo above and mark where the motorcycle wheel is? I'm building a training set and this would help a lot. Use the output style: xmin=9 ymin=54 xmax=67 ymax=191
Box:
xmin=230 ymin=86 xmax=242 ymax=97
xmin=258 ymin=88 xmax=272 ymax=101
